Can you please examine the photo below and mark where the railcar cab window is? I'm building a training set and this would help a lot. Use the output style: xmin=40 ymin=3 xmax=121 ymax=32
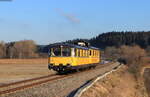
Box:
xmin=51 ymin=47 xmax=61 ymax=56
xmin=62 ymin=47 xmax=71 ymax=56
xmin=50 ymin=46 xmax=71 ymax=57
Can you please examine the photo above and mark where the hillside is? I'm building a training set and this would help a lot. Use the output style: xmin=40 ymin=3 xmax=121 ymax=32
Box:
xmin=90 ymin=31 xmax=150 ymax=49
xmin=40 ymin=31 xmax=150 ymax=53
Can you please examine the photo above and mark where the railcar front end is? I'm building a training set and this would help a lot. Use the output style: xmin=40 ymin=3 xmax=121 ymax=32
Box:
xmin=48 ymin=43 xmax=100 ymax=73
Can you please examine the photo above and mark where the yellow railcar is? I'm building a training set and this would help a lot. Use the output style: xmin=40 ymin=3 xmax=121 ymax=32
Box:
xmin=48 ymin=42 xmax=100 ymax=73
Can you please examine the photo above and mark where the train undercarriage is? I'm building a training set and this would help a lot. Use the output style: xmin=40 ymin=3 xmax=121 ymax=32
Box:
xmin=48 ymin=63 xmax=97 ymax=74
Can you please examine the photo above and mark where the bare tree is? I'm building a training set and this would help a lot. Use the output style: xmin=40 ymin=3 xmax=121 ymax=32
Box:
xmin=104 ymin=46 xmax=120 ymax=61
xmin=10 ymin=40 xmax=38 ymax=58
xmin=146 ymin=46 xmax=150 ymax=56
xmin=118 ymin=45 xmax=147 ymax=76
xmin=0 ymin=41 xmax=6 ymax=58
xmin=104 ymin=45 xmax=148 ymax=76
xmin=119 ymin=45 xmax=146 ymax=65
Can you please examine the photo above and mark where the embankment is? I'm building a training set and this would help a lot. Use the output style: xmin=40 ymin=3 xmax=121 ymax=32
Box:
xmin=144 ymin=68 xmax=150 ymax=97
xmin=81 ymin=65 xmax=148 ymax=97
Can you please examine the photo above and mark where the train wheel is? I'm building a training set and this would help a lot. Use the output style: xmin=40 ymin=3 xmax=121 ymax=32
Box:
xmin=89 ymin=66 xmax=92 ymax=69
xmin=76 ymin=68 xmax=80 ymax=72
xmin=93 ymin=65 xmax=96 ymax=69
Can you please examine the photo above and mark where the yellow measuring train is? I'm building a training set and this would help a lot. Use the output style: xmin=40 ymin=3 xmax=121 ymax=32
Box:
xmin=48 ymin=41 xmax=100 ymax=73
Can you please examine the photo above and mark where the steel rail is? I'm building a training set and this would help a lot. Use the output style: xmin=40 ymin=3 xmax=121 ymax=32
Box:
xmin=0 ymin=63 xmax=113 ymax=95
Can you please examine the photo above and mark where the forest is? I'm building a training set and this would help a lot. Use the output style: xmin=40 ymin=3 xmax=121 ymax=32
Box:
xmin=40 ymin=31 xmax=150 ymax=53
xmin=0 ymin=31 xmax=150 ymax=58
xmin=90 ymin=31 xmax=150 ymax=49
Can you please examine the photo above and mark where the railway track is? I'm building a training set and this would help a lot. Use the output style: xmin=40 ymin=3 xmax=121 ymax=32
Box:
xmin=0 ymin=74 xmax=67 ymax=95
xmin=0 ymin=63 xmax=113 ymax=96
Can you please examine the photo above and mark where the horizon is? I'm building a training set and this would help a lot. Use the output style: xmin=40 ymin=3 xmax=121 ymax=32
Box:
xmin=0 ymin=0 xmax=150 ymax=44
xmin=2 ymin=30 xmax=150 ymax=45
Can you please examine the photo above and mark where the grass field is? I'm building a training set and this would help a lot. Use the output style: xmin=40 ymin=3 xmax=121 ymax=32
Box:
xmin=0 ymin=59 xmax=55 ymax=84
xmin=0 ymin=58 xmax=48 ymax=65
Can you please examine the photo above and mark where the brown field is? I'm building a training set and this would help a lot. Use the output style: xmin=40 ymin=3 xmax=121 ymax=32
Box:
xmin=0 ymin=58 xmax=48 ymax=65
xmin=0 ymin=59 xmax=55 ymax=84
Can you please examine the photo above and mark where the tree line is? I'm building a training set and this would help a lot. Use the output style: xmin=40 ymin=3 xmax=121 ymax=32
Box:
xmin=40 ymin=31 xmax=150 ymax=54
xmin=2 ymin=31 xmax=150 ymax=59
xmin=104 ymin=45 xmax=150 ymax=77
xmin=0 ymin=40 xmax=39 ymax=59
xmin=60 ymin=31 xmax=150 ymax=50
xmin=90 ymin=31 xmax=150 ymax=49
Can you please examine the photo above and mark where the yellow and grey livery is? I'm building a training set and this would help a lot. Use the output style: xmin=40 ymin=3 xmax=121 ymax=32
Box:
xmin=48 ymin=41 xmax=100 ymax=73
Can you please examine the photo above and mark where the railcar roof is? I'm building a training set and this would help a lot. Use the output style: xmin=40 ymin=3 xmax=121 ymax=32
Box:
xmin=89 ymin=46 xmax=99 ymax=50
xmin=49 ymin=43 xmax=99 ymax=50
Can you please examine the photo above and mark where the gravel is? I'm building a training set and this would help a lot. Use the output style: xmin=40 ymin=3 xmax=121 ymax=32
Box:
xmin=1 ymin=62 xmax=120 ymax=97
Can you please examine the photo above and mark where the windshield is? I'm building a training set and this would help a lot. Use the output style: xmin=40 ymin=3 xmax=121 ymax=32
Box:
xmin=52 ymin=47 xmax=61 ymax=56
xmin=62 ymin=47 xmax=71 ymax=56
xmin=50 ymin=46 xmax=71 ymax=57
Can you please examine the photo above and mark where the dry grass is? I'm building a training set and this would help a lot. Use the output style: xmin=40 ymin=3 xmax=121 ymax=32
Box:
xmin=81 ymin=66 xmax=148 ymax=97
xmin=0 ymin=58 xmax=55 ymax=84
xmin=144 ymin=68 xmax=150 ymax=97
xmin=0 ymin=58 xmax=48 ymax=65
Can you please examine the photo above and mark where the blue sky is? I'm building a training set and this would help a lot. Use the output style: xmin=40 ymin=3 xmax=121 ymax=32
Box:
xmin=0 ymin=0 xmax=150 ymax=44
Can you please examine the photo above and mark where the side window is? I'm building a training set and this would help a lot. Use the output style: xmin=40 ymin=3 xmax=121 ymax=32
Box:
xmin=80 ymin=49 xmax=82 ymax=57
xmin=86 ymin=50 xmax=88 ymax=57
xmin=96 ymin=51 xmax=98 ymax=57
xmin=84 ymin=50 xmax=86 ymax=57
xmin=78 ymin=49 xmax=80 ymax=57
xmin=82 ymin=49 xmax=84 ymax=57
xmin=93 ymin=50 xmax=94 ymax=56
xmin=89 ymin=50 xmax=92 ymax=56
xmin=75 ymin=48 xmax=78 ymax=57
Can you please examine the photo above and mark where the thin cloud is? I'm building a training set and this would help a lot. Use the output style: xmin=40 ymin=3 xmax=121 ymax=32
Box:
xmin=56 ymin=8 xmax=80 ymax=23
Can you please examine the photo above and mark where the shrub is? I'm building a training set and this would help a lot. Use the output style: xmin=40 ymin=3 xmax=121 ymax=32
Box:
xmin=105 ymin=45 xmax=148 ymax=77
